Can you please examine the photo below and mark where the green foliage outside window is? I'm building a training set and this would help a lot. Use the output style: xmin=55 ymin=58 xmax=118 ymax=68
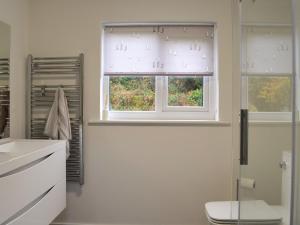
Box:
xmin=168 ymin=77 xmax=203 ymax=106
xmin=109 ymin=77 xmax=155 ymax=111
xmin=248 ymin=76 xmax=291 ymax=112
xmin=109 ymin=76 xmax=204 ymax=111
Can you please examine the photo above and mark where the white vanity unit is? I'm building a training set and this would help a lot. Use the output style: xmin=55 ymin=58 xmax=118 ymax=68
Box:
xmin=0 ymin=139 xmax=66 ymax=225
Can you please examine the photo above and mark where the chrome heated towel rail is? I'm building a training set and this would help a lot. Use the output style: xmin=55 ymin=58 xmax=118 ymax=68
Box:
xmin=26 ymin=54 xmax=84 ymax=185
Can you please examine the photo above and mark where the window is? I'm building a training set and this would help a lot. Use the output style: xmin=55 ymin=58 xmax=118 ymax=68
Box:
xmin=102 ymin=24 xmax=216 ymax=120
xmin=241 ymin=25 xmax=293 ymax=121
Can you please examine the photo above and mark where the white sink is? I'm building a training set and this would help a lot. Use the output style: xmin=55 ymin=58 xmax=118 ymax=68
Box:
xmin=0 ymin=139 xmax=13 ymax=152
xmin=0 ymin=141 xmax=18 ymax=153
xmin=0 ymin=147 xmax=9 ymax=153
xmin=0 ymin=139 xmax=58 ymax=154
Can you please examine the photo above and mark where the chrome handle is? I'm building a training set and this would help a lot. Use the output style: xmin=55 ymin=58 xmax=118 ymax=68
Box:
xmin=240 ymin=109 xmax=248 ymax=165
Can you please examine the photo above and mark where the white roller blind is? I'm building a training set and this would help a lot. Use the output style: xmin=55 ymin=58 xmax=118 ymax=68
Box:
xmin=242 ymin=25 xmax=292 ymax=75
xmin=103 ymin=25 xmax=214 ymax=76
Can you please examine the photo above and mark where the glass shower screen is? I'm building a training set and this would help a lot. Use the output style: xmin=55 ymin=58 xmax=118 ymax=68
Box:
xmin=239 ymin=0 xmax=294 ymax=224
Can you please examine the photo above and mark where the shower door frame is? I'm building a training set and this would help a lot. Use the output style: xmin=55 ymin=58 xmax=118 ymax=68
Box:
xmin=290 ymin=0 xmax=298 ymax=223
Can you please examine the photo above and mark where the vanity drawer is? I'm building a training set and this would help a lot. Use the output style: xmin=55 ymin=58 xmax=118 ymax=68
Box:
xmin=7 ymin=179 xmax=66 ymax=225
xmin=0 ymin=150 xmax=65 ymax=224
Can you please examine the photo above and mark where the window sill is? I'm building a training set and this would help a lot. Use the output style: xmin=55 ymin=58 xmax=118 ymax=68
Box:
xmin=249 ymin=121 xmax=293 ymax=126
xmin=88 ymin=120 xmax=231 ymax=127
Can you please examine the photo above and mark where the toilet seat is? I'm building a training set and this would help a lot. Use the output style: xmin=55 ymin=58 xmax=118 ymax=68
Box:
xmin=205 ymin=200 xmax=282 ymax=225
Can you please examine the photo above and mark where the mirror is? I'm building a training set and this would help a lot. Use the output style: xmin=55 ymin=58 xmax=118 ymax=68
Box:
xmin=0 ymin=21 xmax=10 ymax=139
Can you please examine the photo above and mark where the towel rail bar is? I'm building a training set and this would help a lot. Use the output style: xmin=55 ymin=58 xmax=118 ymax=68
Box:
xmin=33 ymin=56 xmax=79 ymax=60
xmin=31 ymin=75 xmax=79 ymax=80
xmin=33 ymin=71 xmax=79 ymax=75
xmin=33 ymin=60 xmax=79 ymax=63
xmin=31 ymin=97 xmax=80 ymax=101
xmin=31 ymin=118 xmax=80 ymax=121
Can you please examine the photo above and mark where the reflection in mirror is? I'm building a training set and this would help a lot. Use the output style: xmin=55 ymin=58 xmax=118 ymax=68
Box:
xmin=0 ymin=21 xmax=10 ymax=139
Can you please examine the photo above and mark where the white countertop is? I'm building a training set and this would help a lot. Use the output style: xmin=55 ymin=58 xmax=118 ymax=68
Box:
xmin=0 ymin=139 xmax=66 ymax=176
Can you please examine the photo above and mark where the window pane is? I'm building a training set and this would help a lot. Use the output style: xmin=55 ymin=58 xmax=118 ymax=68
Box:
xmin=248 ymin=76 xmax=291 ymax=112
xmin=168 ymin=77 xmax=203 ymax=107
xmin=109 ymin=76 xmax=155 ymax=111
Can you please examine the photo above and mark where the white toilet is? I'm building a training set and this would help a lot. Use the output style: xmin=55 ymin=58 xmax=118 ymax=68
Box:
xmin=205 ymin=151 xmax=291 ymax=225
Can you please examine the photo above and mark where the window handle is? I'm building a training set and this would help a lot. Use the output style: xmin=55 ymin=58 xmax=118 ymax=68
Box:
xmin=240 ymin=109 xmax=248 ymax=165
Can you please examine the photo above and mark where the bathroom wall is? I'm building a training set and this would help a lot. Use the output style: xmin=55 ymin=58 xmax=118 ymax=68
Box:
xmin=241 ymin=0 xmax=292 ymax=24
xmin=28 ymin=0 xmax=234 ymax=224
xmin=0 ymin=21 xmax=10 ymax=58
xmin=0 ymin=0 xmax=29 ymax=138
xmin=244 ymin=123 xmax=292 ymax=205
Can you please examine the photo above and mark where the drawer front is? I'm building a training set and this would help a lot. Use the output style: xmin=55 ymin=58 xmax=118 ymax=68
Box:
xmin=0 ymin=150 xmax=65 ymax=224
xmin=7 ymin=179 xmax=66 ymax=225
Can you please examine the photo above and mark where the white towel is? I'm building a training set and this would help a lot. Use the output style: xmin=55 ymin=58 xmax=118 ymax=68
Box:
xmin=44 ymin=88 xmax=72 ymax=158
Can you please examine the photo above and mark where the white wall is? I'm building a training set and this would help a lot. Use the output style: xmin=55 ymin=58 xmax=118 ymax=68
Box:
xmin=0 ymin=0 xmax=29 ymax=138
xmin=60 ymin=125 xmax=232 ymax=225
xmin=241 ymin=0 xmax=292 ymax=24
xmin=28 ymin=0 xmax=234 ymax=224
xmin=0 ymin=21 xmax=10 ymax=58
xmin=242 ymin=123 xmax=292 ymax=205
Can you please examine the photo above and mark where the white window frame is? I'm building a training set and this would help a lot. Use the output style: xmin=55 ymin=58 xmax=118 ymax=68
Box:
xmin=101 ymin=23 xmax=217 ymax=121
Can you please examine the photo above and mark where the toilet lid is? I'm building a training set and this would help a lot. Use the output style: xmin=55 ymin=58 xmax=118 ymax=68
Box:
xmin=205 ymin=200 xmax=282 ymax=223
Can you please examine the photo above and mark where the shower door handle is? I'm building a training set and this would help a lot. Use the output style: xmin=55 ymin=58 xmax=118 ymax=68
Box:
xmin=240 ymin=109 xmax=248 ymax=165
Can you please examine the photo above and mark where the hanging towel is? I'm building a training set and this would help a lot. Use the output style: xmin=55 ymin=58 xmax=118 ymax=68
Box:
xmin=44 ymin=87 xmax=72 ymax=158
